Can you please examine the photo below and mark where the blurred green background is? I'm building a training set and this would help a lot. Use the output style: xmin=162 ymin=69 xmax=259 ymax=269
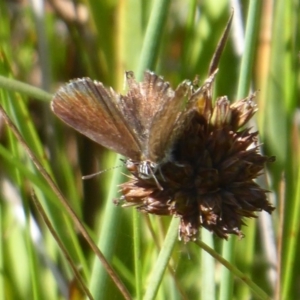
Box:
xmin=0 ymin=0 xmax=298 ymax=299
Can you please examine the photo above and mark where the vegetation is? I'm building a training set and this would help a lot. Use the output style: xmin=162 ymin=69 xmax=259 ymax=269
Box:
xmin=0 ymin=0 xmax=298 ymax=299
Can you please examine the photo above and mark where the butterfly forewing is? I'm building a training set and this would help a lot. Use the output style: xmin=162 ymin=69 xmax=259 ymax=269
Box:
xmin=51 ymin=78 xmax=142 ymax=160
xmin=147 ymin=80 xmax=191 ymax=162
xmin=121 ymin=71 xmax=174 ymax=138
xmin=148 ymin=72 xmax=218 ymax=162
xmin=118 ymin=71 xmax=185 ymax=162
xmin=51 ymin=71 xmax=200 ymax=170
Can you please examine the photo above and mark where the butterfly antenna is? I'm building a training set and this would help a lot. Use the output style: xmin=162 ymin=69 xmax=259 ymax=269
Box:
xmin=82 ymin=165 xmax=122 ymax=180
xmin=149 ymin=167 xmax=163 ymax=191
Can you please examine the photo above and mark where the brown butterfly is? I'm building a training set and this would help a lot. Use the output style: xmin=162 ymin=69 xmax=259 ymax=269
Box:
xmin=51 ymin=71 xmax=213 ymax=186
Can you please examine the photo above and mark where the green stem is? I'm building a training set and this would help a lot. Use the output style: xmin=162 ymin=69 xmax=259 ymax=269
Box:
xmin=236 ymin=0 xmax=262 ymax=99
xmin=0 ymin=76 xmax=52 ymax=102
xmin=136 ymin=0 xmax=171 ymax=78
xmin=133 ymin=210 xmax=142 ymax=300
xmin=144 ymin=217 xmax=179 ymax=300
xmin=195 ymin=240 xmax=271 ymax=300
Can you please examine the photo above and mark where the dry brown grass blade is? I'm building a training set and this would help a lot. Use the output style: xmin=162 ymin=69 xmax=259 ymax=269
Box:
xmin=208 ymin=10 xmax=234 ymax=76
xmin=31 ymin=190 xmax=94 ymax=300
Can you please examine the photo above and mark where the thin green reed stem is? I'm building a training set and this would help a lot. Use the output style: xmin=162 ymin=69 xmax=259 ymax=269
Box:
xmin=201 ymin=229 xmax=216 ymax=300
xmin=0 ymin=75 xmax=52 ymax=102
xmin=236 ymin=0 xmax=262 ymax=99
xmin=219 ymin=236 xmax=235 ymax=300
xmin=0 ymin=204 xmax=3 ymax=300
xmin=90 ymin=0 xmax=171 ymax=298
xmin=220 ymin=1 xmax=262 ymax=300
xmin=144 ymin=217 xmax=179 ymax=300
xmin=89 ymin=154 xmax=126 ymax=299
xmin=196 ymin=240 xmax=271 ymax=300
xmin=282 ymin=167 xmax=300 ymax=299
xmin=133 ymin=211 xmax=142 ymax=300
xmin=134 ymin=0 xmax=171 ymax=299
xmin=136 ymin=0 xmax=171 ymax=78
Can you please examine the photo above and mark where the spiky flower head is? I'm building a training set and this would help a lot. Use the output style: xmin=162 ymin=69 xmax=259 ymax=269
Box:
xmin=119 ymin=72 xmax=275 ymax=242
